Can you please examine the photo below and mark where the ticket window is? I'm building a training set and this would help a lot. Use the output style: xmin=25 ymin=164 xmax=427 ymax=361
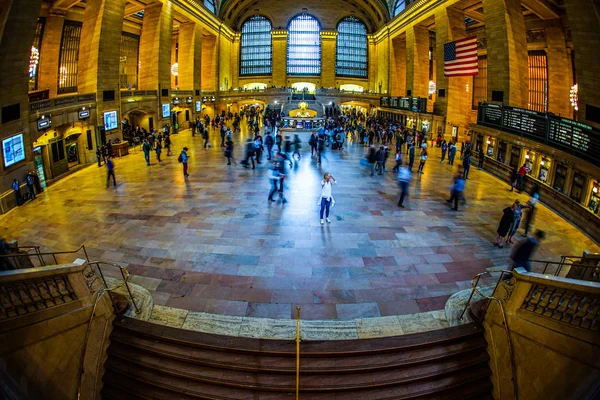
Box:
xmin=475 ymin=135 xmax=483 ymax=153
xmin=497 ymin=141 xmax=507 ymax=164
xmin=509 ymin=146 xmax=521 ymax=170
xmin=486 ymin=138 xmax=495 ymax=157
xmin=538 ymin=158 xmax=550 ymax=183
xmin=589 ymin=182 xmax=600 ymax=215
xmin=570 ymin=172 xmax=585 ymax=203
xmin=553 ymin=164 xmax=568 ymax=194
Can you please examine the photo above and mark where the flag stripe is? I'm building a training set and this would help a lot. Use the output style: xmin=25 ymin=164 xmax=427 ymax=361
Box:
xmin=444 ymin=35 xmax=479 ymax=77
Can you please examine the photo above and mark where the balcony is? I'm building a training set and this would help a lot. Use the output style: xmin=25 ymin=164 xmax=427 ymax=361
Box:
xmin=29 ymin=93 xmax=96 ymax=114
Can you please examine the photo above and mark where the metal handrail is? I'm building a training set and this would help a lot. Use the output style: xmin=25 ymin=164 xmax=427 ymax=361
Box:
xmin=88 ymin=261 xmax=140 ymax=315
xmin=460 ymin=269 xmax=518 ymax=400
xmin=295 ymin=306 xmax=301 ymax=400
xmin=0 ymin=245 xmax=90 ymax=267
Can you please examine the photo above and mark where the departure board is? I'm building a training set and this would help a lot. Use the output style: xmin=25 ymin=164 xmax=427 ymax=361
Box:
xmin=479 ymin=103 xmax=503 ymax=127
xmin=548 ymin=116 xmax=600 ymax=165
xmin=502 ymin=106 xmax=547 ymax=140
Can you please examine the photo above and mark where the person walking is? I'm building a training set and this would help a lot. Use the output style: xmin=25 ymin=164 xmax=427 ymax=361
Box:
xmin=142 ymin=139 xmax=151 ymax=166
xmin=494 ymin=202 xmax=517 ymax=248
xmin=268 ymin=157 xmax=284 ymax=202
xmin=179 ymin=147 xmax=190 ymax=177
xmin=164 ymin=134 xmax=171 ymax=156
xmin=448 ymin=142 xmax=457 ymax=165
xmin=25 ymin=172 xmax=36 ymax=200
xmin=441 ymin=140 xmax=447 ymax=164
xmin=510 ymin=230 xmax=545 ymax=272
xmin=319 ymin=172 xmax=336 ymax=225
xmin=392 ymin=150 xmax=403 ymax=172
xmin=106 ymin=156 xmax=117 ymax=187
xmin=225 ymin=138 xmax=236 ymax=165
xmin=220 ymin=124 xmax=226 ymax=147
xmin=203 ymin=128 xmax=210 ymax=149
xmin=309 ymin=132 xmax=317 ymax=157
xmin=507 ymin=200 xmax=530 ymax=244
xmin=317 ymin=133 xmax=326 ymax=165
xmin=12 ymin=179 xmax=22 ymax=206
xmin=397 ymin=166 xmax=412 ymax=208
xmin=417 ymin=148 xmax=428 ymax=174
xmin=477 ymin=146 xmax=485 ymax=169
xmin=253 ymin=133 xmax=263 ymax=164
xmin=462 ymin=150 xmax=471 ymax=179
xmin=447 ymin=170 xmax=465 ymax=211
xmin=242 ymin=138 xmax=255 ymax=169
xmin=522 ymin=186 xmax=539 ymax=236
xmin=155 ymin=141 xmax=163 ymax=163
xmin=264 ymin=132 xmax=274 ymax=160
xmin=407 ymin=142 xmax=415 ymax=172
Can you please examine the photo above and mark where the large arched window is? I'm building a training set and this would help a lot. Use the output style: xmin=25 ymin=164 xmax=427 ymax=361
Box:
xmin=336 ymin=17 xmax=368 ymax=78
xmin=204 ymin=0 xmax=216 ymax=14
xmin=240 ymin=16 xmax=272 ymax=76
xmin=287 ymin=14 xmax=321 ymax=75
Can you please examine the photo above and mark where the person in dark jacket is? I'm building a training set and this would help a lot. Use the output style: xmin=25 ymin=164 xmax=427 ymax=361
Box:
xmin=510 ymin=230 xmax=545 ymax=271
xmin=25 ymin=172 xmax=36 ymax=200
xmin=106 ymin=156 xmax=117 ymax=187
xmin=12 ymin=179 xmax=22 ymax=206
xmin=494 ymin=202 xmax=517 ymax=248
xmin=448 ymin=142 xmax=457 ymax=165
xmin=462 ymin=150 xmax=472 ymax=179
xmin=408 ymin=143 xmax=415 ymax=172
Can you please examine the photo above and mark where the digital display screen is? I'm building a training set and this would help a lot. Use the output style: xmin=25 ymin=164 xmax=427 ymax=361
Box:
xmin=103 ymin=110 xmax=118 ymax=131
xmin=196 ymin=101 xmax=201 ymax=112
xmin=37 ymin=118 xmax=51 ymax=130
xmin=162 ymin=103 xmax=171 ymax=118
xmin=2 ymin=133 xmax=25 ymax=168
xmin=79 ymin=109 xmax=90 ymax=119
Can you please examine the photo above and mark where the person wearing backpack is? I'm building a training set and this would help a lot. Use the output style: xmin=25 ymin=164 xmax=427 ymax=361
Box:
xmin=178 ymin=147 xmax=189 ymax=177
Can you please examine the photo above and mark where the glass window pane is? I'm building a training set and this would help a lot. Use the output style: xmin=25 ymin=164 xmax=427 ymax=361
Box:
xmin=287 ymin=14 xmax=321 ymax=76
xmin=29 ymin=18 xmax=45 ymax=92
xmin=204 ymin=0 xmax=216 ymax=14
xmin=528 ymin=50 xmax=548 ymax=112
xmin=120 ymin=32 xmax=140 ymax=89
xmin=394 ymin=0 xmax=406 ymax=17
xmin=472 ymin=56 xmax=487 ymax=109
xmin=57 ymin=20 xmax=82 ymax=94
xmin=240 ymin=16 xmax=272 ymax=76
xmin=336 ymin=17 xmax=367 ymax=78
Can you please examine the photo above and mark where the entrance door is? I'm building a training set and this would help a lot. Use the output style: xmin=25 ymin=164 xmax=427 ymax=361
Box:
xmin=185 ymin=110 xmax=190 ymax=121
xmin=33 ymin=147 xmax=47 ymax=189
xmin=148 ymin=117 xmax=154 ymax=131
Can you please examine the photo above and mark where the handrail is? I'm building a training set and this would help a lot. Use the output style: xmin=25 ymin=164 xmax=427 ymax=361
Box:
xmin=295 ymin=306 xmax=301 ymax=400
xmin=0 ymin=245 xmax=90 ymax=268
xmin=460 ymin=269 xmax=518 ymax=400
xmin=88 ymin=261 xmax=140 ymax=314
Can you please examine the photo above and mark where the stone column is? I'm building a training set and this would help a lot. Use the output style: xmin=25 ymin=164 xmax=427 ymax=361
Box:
xmin=368 ymin=35 xmax=377 ymax=92
xmin=435 ymin=7 xmax=471 ymax=134
xmin=320 ymin=30 xmax=337 ymax=88
xmin=37 ymin=12 xmax=65 ymax=97
xmin=406 ymin=25 xmax=429 ymax=98
xmin=271 ymin=29 xmax=288 ymax=87
xmin=178 ymin=22 xmax=202 ymax=93
xmin=138 ymin=1 xmax=173 ymax=94
xmin=482 ymin=0 xmax=528 ymax=107
xmin=231 ymin=33 xmax=240 ymax=89
xmin=201 ymin=34 xmax=217 ymax=91
xmin=545 ymin=20 xmax=571 ymax=117
xmin=218 ymin=30 xmax=232 ymax=91
xmin=564 ymin=0 xmax=600 ymax=126
xmin=390 ymin=37 xmax=406 ymax=96
xmin=377 ymin=35 xmax=390 ymax=94
xmin=77 ymin=0 xmax=126 ymax=141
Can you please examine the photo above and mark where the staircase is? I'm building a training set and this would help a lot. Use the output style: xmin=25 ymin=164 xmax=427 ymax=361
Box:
xmin=102 ymin=317 xmax=492 ymax=399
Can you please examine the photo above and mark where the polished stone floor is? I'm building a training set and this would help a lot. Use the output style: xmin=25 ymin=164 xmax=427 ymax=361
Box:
xmin=2 ymin=123 xmax=598 ymax=320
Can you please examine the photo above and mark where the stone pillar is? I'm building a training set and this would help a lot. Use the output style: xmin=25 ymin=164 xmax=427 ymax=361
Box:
xmin=170 ymin=35 xmax=178 ymax=89
xmin=544 ymin=20 xmax=571 ymax=117
xmin=271 ymin=29 xmax=288 ymax=87
xmin=37 ymin=13 xmax=65 ymax=97
xmin=377 ymin=35 xmax=390 ymax=94
xmin=368 ymin=35 xmax=377 ymax=92
xmin=564 ymin=0 xmax=600 ymax=126
xmin=178 ymin=22 xmax=202 ymax=93
xmin=0 ymin=0 xmax=44 ymax=191
xmin=406 ymin=25 xmax=429 ymax=98
xmin=435 ymin=7 xmax=471 ymax=134
xmin=218 ymin=30 xmax=232 ymax=91
xmin=482 ymin=0 xmax=528 ymax=107
xmin=391 ymin=37 xmax=407 ymax=96
xmin=320 ymin=30 xmax=337 ymax=88
xmin=201 ymin=34 xmax=217 ymax=91
xmin=77 ymin=0 xmax=126 ymax=141
xmin=231 ymin=33 xmax=240 ymax=89
xmin=138 ymin=1 xmax=173 ymax=94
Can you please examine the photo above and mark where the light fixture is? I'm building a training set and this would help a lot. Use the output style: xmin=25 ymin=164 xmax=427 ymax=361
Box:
xmin=465 ymin=83 xmax=469 ymax=93
xmin=570 ymin=84 xmax=578 ymax=111
xmin=428 ymin=80 xmax=436 ymax=96
xmin=29 ymin=46 xmax=40 ymax=78
xmin=486 ymin=139 xmax=491 ymax=145
xmin=274 ymin=100 xmax=278 ymax=104
xmin=540 ymin=160 xmax=545 ymax=166
xmin=593 ymin=186 xmax=599 ymax=194
xmin=525 ymin=153 xmax=530 ymax=159
xmin=170 ymin=62 xmax=179 ymax=76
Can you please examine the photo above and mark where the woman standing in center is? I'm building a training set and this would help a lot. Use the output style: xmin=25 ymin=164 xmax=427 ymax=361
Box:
xmin=319 ymin=173 xmax=337 ymax=225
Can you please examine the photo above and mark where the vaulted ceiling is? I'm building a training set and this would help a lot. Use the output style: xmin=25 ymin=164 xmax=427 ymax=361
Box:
xmin=218 ymin=0 xmax=391 ymax=32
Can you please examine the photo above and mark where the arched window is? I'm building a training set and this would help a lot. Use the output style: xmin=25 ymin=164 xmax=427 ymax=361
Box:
xmin=336 ymin=17 xmax=368 ymax=78
xmin=204 ymin=0 xmax=216 ymax=14
xmin=287 ymin=14 xmax=321 ymax=75
xmin=240 ymin=16 xmax=272 ymax=76
xmin=393 ymin=0 xmax=406 ymax=17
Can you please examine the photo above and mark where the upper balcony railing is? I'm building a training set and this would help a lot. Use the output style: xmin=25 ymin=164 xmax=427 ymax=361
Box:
xmin=120 ymin=89 xmax=158 ymax=98
xmin=29 ymin=93 xmax=96 ymax=114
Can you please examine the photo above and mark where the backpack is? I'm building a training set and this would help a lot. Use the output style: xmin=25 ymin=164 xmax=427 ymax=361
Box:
xmin=178 ymin=153 xmax=183 ymax=163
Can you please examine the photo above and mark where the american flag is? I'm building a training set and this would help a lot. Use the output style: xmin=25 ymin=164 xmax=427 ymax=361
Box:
xmin=444 ymin=36 xmax=478 ymax=77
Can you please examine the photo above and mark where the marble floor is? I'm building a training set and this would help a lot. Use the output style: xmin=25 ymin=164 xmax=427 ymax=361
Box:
xmin=2 ymin=124 xmax=598 ymax=321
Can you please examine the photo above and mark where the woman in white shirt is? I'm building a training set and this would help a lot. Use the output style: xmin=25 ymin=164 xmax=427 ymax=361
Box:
xmin=319 ymin=173 xmax=336 ymax=225
xmin=417 ymin=148 xmax=428 ymax=174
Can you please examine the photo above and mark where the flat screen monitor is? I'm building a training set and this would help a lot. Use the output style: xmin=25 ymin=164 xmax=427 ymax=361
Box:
xmin=162 ymin=103 xmax=171 ymax=118
xmin=195 ymin=101 xmax=201 ymax=112
xmin=79 ymin=109 xmax=90 ymax=119
xmin=37 ymin=118 xmax=51 ymax=130
xmin=2 ymin=133 xmax=25 ymax=168
xmin=104 ymin=110 xmax=118 ymax=131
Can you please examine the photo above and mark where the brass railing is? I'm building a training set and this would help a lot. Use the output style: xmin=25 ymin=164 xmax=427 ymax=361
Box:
xmin=0 ymin=244 xmax=90 ymax=269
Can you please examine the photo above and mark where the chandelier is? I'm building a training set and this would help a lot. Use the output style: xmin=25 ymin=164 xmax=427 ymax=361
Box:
xmin=298 ymin=101 xmax=308 ymax=110
xmin=570 ymin=84 xmax=578 ymax=111
xmin=171 ymin=62 xmax=179 ymax=76
xmin=428 ymin=80 xmax=436 ymax=96
xmin=29 ymin=46 xmax=40 ymax=78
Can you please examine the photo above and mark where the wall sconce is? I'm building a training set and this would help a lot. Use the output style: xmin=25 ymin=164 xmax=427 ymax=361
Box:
xmin=486 ymin=139 xmax=491 ymax=145
xmin=465 ymin=84 xmax=469 ymax=93
xmin=540 ymin=160 xmax=545 ymax=166
xmin=428 ymin=80 xmax=436 ymax=96
xmin=525 ymin=153 xmax=530 ymax=159
xmin=170 ymin=62 xmax=179 ymax=76
xmin=593 ymin=186 xmax=599 ymax=194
